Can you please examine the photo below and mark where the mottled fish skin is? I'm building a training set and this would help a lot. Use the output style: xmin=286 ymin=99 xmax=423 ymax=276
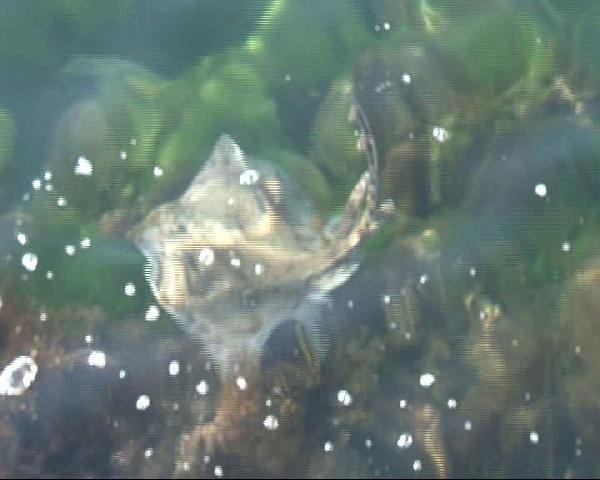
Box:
xmin=130 ymin=98 xmax=382 ymax=379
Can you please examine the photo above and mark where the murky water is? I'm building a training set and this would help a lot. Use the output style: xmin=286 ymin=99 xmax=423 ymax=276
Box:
xmin=1 ymin=1 xmax=600 ymax=477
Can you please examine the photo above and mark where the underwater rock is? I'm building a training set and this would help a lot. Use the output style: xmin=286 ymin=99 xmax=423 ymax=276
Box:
xmin=48 ymin=58 xmax=168 ymax=220
xmin=561 ymin=260 xmax=600 ymax=458
xmin=352 ymin=46 xmax=463 ymax=214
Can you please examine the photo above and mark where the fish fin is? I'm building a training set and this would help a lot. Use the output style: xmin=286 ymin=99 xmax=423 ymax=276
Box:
xmin=206 ymin=134 xmax=248 ymax=171
xmin=297 ymin=294 xmax=331 ymax=362
xmin=309 ymin=261 xmax=360 ymax=295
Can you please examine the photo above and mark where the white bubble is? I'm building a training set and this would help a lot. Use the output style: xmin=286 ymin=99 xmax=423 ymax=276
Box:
xmin=525 ymin=391 xmax=531 ymax=402
xmin=43 ymin=171 xmax=53 ymax=181
xmin=214 ymin=465 xmax=224 ymax=478
xmin=397 ymin=433 xmax=413 ymax=449
xmin=136 ymin=394 xmax=151 ymax=411
xmin=64 ymin=245 xmax=76 ymax=256
xmin=419 ymin=373 xmax=435 ymax=388
xmin=374 ymin=24 xmax=381 ymax=32
xmin=419 ymin=274 xmax=429 ymax=285
xmin=87 ymin=350 xmax=106 ymax=368
xmin=168 ymin=360 xmax=180 ymax=376
xmin=383 ymin=21 xmax=391 ymax=30
xmin=239 ymin=169 xmax=260 ymax=186
xmin=39 ymin=311 xmax=47 ymax=322
xmin=561 ymin=241 xmax=571 ymax=252
xmin=144 ymin=448 xmax=153 ymax=458
xmin=337 ymin=389 xmax=353 ymax=406
xmin=198 ymin=248 xmax=214 ymax=266
xmin=236 ymin=376 xmax=247 ymax=391
xmin=130 ymin=138 xmax=137 ymax=146
xmin=447 ymin=398 xmax=457 ymax=409
xmin=464 ymin=420 xmax=472 ymax=431
xmin=57 ymin=196 xmax=67 ymax=207
xmin=432 ymin=126 xmax=450 ymax=143
xmin=469 ymin=267 xmax=477 ymax=277
xmin=32 ymin=178 xmax=41 ymax=190
xmin=383 ymin=294 xmax=391 ymax=305
xmin=84 ymin=334 xmax=93 ymax=344
xmin=263 ymin=414 xmax=279 ymax=430
xmin=80 ymin=237 xmax=91 ymax=249
xmin=21 ymin=252 xmax=38 ymax=272
xmin=74 ymin=156 xmax=93 ymax=176
xmin=284 ymin=74 xmax=291 ymax=82
xmin=324 ymin=441 xmax=334 ymax=452
xmin=230 ymin=257 xmax=241 ymax=268
xmin=153 ymin=166 xmax=163 ymax=177
xmin=399 ymin=399 xmax=407 ymax=409
xmin=45 ymin=270 xmax=54 ymax=280
xmin=254 ymin=263 xmax=264 ymax=276
xmin=119 ymin=369 xmax=127 ymax=379
xmin=575 ymin=345 xmax=581 ymax=355
xmin=530 ymin=431 xmax=539 ymax=445
xmin=0 ymin=356 xmax=38 ymax=396
xmin=402 ymin=73 xmax=411 ymax=84
xmin=145 ymin=305 xmax=160 ymax=322
xmin=196 ymin=380 xmax=209 ymax=396
xmin=16 ymin=233 xmax=27 ymax=245
xmin=347 ymin=300 xmax=354 ymax=309
xmin=124 ymin=282 xmax=136 ymax=297
xmin=119 ymin=151 xmax=127 ymax=160
xmin=365 ymin=438 xmax=373 ymax=449
xmin=534 ymin=183 xmax=547 ymax=197
xmin=22 ymin=193 xmax=30 ymax=202
xmin=412 ymin=459 xmax=422 ymax=472
xmin=227 ymin=197 xmax=235 ymax=206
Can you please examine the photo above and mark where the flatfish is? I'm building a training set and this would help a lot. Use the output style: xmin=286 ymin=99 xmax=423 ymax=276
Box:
xmin=129 ymin=100 xmax=382 ymax=381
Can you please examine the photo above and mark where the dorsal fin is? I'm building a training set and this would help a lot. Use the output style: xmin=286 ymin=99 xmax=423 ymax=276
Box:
xmin=206 ymin=134 xmax=248 ymax=171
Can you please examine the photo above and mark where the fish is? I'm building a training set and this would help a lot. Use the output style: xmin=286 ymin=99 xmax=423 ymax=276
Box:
xmin=129 ymin=99 xmax=383 ymax=381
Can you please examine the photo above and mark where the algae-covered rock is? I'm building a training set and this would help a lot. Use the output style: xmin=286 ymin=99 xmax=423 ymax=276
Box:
xmin=47 ymin=58 xmax=168 ymax=220
xmin=352 ymin=45 xmax=465 ymax=214
xmin=424 ymin=1 xmax=548 ymax=96
xmin=246 ymin=0 xmax=371 ymax=92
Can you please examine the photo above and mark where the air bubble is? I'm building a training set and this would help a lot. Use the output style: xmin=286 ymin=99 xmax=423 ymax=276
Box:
xmin=74 ymin=156 xmax=93 ymax=176
xmin=239 ymin=169 xmax=259 ymax=186
xmin=0 ymin=356 xmax=38 ymax=396
xmin=21 ymin=252 xmax=38 ymax=272
xmin=196 ymin=380 xmax=209 ymax=396
xmin=337 ymin=389 xmax=353 ymax=406
xmin=136 ymin=394 xmax=151 ymax=411
xmin=87 ymin=351 xmax=106 ymax=368
xmin=397 ymin=433 xmax=413 ymax=449
xmin=263 ymin=414 xmax=279 ymax=430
